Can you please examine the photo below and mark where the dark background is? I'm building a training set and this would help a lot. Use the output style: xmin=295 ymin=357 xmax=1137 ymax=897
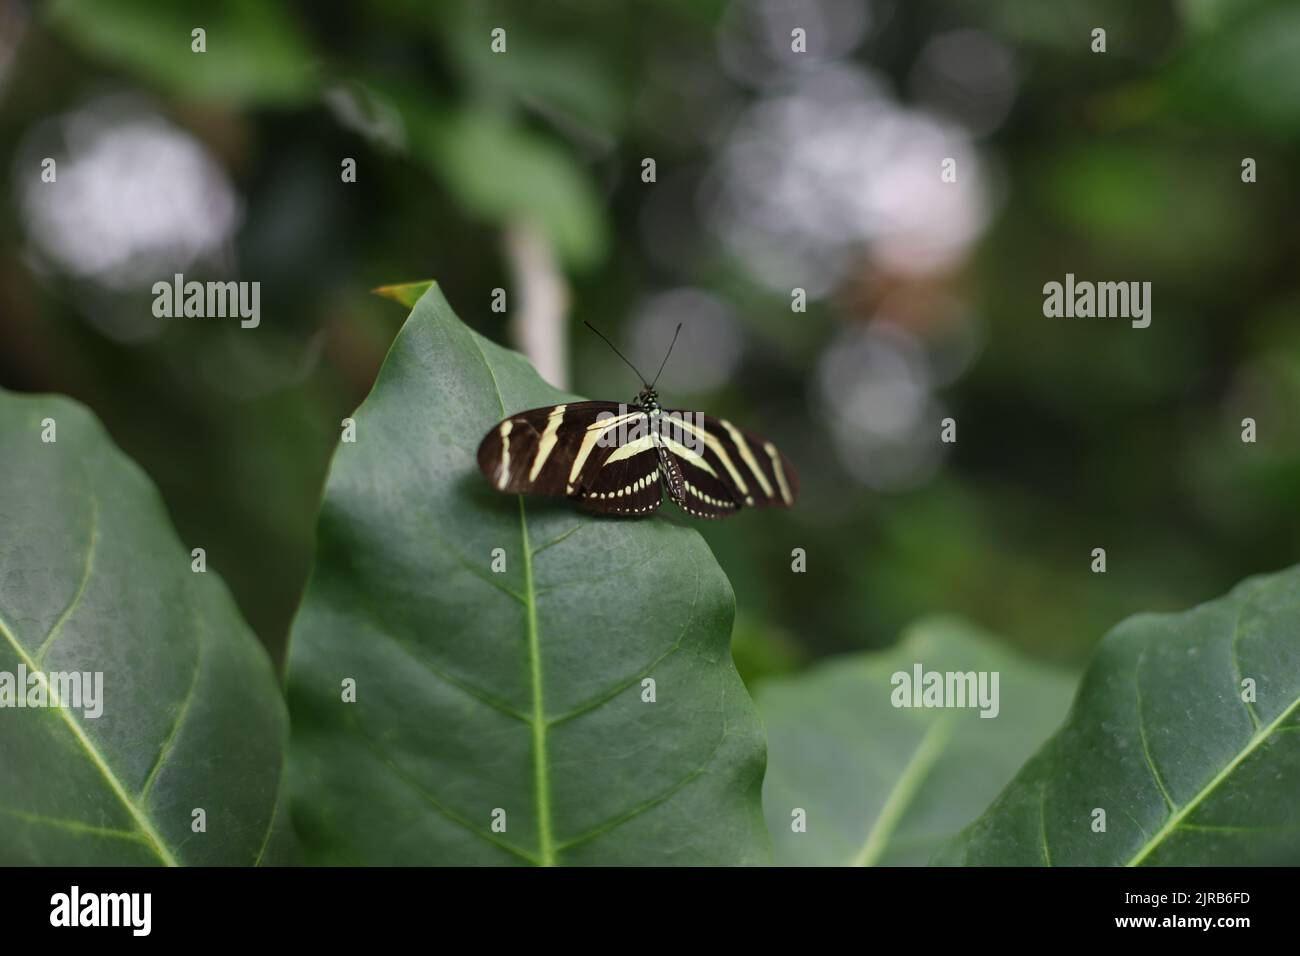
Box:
xmin=2 ymin=0 xmax=1297 ymax=681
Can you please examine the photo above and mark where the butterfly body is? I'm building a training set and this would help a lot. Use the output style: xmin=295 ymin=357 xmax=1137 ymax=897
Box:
xmin=477 ymin=385 xmax=798 ymax=520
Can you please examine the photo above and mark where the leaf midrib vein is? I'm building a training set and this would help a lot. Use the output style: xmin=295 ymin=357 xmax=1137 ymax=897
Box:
xmin=1126 ymin=682 xmax=1300 ymax=866
xmin=0 ymin=611 xmax=178 ymax=866
xmin=461 ymin=326 xmax=729 ymax=865
xmin=517 ymin=498 xmax=555 ymax=865
xmin=465 ymin=329 xmax=556 ymax=866
xmin=851 ymin=714 xmax=956 ymax=867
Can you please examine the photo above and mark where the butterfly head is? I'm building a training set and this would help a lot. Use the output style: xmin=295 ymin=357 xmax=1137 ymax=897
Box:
xmin=637 ymin=387 xmax=661 ymax=414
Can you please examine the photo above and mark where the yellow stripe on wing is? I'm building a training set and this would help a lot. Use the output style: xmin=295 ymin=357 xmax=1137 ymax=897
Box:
xmin=528 ymin=405 xmax=567 ymax=482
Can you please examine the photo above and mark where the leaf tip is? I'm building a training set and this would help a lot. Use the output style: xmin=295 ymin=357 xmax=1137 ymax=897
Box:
xmin=372 ymin=279 xmax=438 ymax=309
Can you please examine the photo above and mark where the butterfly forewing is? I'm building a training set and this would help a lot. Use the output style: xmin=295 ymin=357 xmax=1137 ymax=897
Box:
xmin=476 ymin=401 xmax=622 ymax=496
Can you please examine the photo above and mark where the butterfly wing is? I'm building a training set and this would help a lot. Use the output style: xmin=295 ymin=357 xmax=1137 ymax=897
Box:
xmin=477 ymin=402 xmax=663 ymax=516
xmin=477 ymin=401 xmax=621 ymax=495
xmin=571 ymin=418 xmax=664 ymax=516
xmin=478 ymin=402 xmax=797 ymax=520
xmin=658 ymin=411 xmax=798 ymax=518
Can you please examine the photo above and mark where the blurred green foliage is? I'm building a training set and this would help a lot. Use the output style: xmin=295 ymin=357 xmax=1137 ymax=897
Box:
xmin=2 ymin=0 xmax=1299 ymax=678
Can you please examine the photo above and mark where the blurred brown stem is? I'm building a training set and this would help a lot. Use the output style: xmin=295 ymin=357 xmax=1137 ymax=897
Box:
xmin=503 ymin=220 xmax=570 ymax=390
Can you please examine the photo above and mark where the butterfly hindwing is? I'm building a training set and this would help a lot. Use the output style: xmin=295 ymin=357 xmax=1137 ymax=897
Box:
xmin=572 ymin=424 xmax=663 ymax=516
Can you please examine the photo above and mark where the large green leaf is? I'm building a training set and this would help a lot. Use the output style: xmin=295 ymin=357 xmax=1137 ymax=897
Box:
xmin=758 ymin=619 xmax=1075 ymax=866
xmin=936 ymin=566 xmax=1300 ymax=865
xmin=286 ymin=284 xmax=767 ymax=865
xmin=0 ymin=389 xmax=294 ymax=865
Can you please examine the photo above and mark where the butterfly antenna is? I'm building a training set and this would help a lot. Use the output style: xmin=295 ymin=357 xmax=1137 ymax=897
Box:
xmin=650 ymin=323 xmax=683 ymax=389
xmin=584 ymin=321 xmax=648 ymax=386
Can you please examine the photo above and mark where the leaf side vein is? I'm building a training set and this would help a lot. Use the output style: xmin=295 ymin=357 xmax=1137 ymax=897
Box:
xmin=36 ymin=489 xmax=99 ymax=664
xmin=139 ymin=586 xmax=204 ymax=800
xmin=1127 ymin=686 xmax=1300 ymax=865
xmin=0 ymin=611 xmax=178 ymax=866
xmin=1134 ymin=644 xmax=1176 ymax=811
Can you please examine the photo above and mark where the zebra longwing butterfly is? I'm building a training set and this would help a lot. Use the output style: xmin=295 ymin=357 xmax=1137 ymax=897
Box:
xmin=476 ymin=323 xmax=798 ymax=519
